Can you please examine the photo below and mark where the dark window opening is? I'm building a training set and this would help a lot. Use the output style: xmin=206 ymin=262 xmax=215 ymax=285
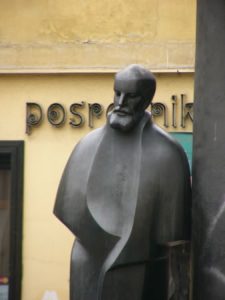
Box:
xmin=0 ymin=143 xmax=24 ymax=300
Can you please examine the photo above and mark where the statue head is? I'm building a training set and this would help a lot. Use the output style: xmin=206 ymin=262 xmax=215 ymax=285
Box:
xmin=109 ymin=64 xmax=156 ymax=132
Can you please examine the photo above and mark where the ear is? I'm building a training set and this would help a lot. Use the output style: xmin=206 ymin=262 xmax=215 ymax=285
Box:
xmin=143 ymin=98 xmax=151 ymax=110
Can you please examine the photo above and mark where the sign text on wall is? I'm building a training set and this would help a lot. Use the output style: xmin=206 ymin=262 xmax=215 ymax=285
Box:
xmin=26 ymin=94 xmax=193 ymax=135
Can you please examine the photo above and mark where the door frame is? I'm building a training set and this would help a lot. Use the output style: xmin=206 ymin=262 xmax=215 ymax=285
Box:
xmin=0 ymin=141 xmax=24 ymax=300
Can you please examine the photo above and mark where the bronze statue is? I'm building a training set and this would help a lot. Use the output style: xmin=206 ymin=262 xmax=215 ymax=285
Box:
xmin=54 ymin=65 xmax=191 ymax=300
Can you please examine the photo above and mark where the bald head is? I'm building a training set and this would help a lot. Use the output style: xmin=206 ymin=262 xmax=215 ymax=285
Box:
xmin=109 ymin=65 xmax=156 ymax=132
xmin=115 ymin=64 xmax=156 ymax=108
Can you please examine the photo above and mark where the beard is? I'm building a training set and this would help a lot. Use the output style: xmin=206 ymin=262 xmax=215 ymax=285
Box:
xmin=109 ymin=111 xmax=140 ymax=132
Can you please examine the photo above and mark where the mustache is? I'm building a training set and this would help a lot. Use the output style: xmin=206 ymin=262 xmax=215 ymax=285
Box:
xmin=113 ymin=106 xmax=132 ymax=115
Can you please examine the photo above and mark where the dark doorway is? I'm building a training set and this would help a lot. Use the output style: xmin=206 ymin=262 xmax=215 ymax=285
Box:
xmin=0 ymin=142 xmax=24 ymax=300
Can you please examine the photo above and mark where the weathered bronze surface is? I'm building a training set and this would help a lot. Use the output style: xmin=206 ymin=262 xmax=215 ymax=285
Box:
xmin=54 ymin=65 xmax=191 ymax=300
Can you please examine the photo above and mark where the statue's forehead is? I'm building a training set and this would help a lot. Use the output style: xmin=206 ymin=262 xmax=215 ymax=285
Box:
xmin=114 ymin=78 xmax=142 ymax=93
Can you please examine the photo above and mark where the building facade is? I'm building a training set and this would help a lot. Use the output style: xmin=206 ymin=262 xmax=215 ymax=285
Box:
xmin=0 ymin=1 xmax=196 ymax=299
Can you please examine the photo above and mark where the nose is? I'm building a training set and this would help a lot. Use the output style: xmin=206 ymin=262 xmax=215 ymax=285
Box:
xmin=118 ymin=93 xmax=126 ymax=106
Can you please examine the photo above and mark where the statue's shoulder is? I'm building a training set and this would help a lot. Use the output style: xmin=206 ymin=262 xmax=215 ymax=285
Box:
xmin=78 ymin=126 xmax=104 ymax=147
xmin=144 ymin=122 xmax=188 ymax=163
xmin=154 ymin=124 xmax=183 ymax=148
xmin=70 ymin=126 xmax=105 ymax=159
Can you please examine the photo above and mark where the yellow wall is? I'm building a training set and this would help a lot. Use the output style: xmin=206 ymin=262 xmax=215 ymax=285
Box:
xmin=0 ymin=0 xmax=196 ymax=71
xmin=0 ymin=0 xmax=196 ymax=298
xmin=0 ymin=73 xmax=193 ymax=299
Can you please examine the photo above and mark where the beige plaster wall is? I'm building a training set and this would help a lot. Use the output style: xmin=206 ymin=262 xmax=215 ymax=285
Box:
xmin=0 ymin=73 xmax=193 ymax=299
xmin=0 ymin=0 xmax=196 ymax=70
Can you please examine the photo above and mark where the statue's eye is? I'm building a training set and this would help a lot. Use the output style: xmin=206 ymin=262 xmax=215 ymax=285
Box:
xmin=115 ymin=91 xmax=121 ymax=97
xmin=129 ymin=93 xmax=137 ymax=98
